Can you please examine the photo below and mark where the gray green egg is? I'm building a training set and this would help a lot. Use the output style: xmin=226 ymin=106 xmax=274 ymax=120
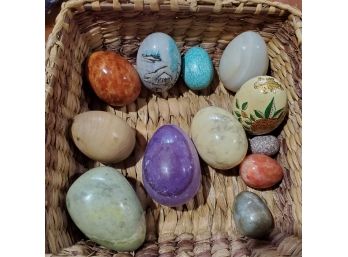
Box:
xmin=233 ymin=191 xmax=274 ymax=238
xmin=66 ymin=166 xmax=146 ymax=251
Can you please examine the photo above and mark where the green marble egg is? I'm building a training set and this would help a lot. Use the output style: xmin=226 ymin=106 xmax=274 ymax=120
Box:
xmin=66 ymin=166 xmax=146 ymax=251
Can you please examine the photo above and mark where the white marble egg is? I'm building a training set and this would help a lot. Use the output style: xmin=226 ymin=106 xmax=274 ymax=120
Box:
xmin=219 ymin=31 xmax=269 ymax=92
xmin=136 ymin=32 xmax=181 ymax=93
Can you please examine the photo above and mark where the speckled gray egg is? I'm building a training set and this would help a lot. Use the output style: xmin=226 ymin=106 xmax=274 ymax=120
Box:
xmin=66 ymin=166 xmax=146 ymax=251
xmin=136 ymin=32 xmax=181 ymax=93
xmin=233 ymin=191 xmax=274 ymax=239
xmin=249 ymin=135 xmax=280 ymax=156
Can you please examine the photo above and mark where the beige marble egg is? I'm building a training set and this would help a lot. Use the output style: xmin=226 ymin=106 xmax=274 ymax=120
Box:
xmin=232 ymin=76 xmax=288 ymax=135
xmin=191 ymin=106 xmax=248 ymax=170
xmin=71 ymin=111 xmax=136 ymax=163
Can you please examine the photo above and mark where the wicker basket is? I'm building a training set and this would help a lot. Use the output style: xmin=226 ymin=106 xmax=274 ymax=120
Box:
xmin=45 ymin=0 xmax=302 ymax=256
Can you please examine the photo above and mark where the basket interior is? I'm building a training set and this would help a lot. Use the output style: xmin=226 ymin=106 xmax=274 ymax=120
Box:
xmin=45 ymin=4 xmax=302 ymax=256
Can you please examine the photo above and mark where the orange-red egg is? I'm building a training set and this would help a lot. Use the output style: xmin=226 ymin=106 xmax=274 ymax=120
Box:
xmin=240 ymin=154 xmax=284 ymax=189
xmin=86 ymin=51 xmax=141 ymax=106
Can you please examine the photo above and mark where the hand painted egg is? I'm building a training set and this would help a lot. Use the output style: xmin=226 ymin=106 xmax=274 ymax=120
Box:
xmin=86 ymin=51 xmax=141 ymax=106
xmin=219 ymin=31 xmax=269 ymax=92
xmin=71 ymin=111 xmax=135 ymax=163
xmin=233 ymin=191 xmax=274 ymax=238
xmin=182 ymin=47 xmax=214 ymax=90
xmin=142 ymin=124 xmax=201 ymax=207
xmin=136 ymin=32 xmax=181 ymax=93
xmin=232 ymin=76 xmax=288 ymax=135
xmin=66 ymin=166 xmax=146 ymax=251
xmin=191 ymin=106 xmax=248 ymax=170
xmin=240 ymin=154 xmax=284 ymax=189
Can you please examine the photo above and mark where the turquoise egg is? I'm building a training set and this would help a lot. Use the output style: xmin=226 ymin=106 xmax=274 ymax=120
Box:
xmin=182 ymin=47 xmax=214 ymax=90
xmin=66 ymin=166 xmax=146 ymax=251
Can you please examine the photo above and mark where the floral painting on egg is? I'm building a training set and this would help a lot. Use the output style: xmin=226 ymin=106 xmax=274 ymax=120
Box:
xmin=136 ymin=32 xmax=181 ymax=93
xmin=232 ymin=75 xmax=288 ymax=135
xmin=233 ymin=97 xmax=285 ymax=134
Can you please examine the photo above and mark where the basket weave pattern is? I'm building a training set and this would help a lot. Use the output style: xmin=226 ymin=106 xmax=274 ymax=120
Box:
xmin=45 ymin=0 xmax=302 ymax=256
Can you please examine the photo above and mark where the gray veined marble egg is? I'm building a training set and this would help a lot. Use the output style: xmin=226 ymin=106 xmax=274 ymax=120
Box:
xmin=136 ymin=32 xmax=181 ymax=93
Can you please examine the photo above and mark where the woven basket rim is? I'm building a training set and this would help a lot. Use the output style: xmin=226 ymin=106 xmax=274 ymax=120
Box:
xmin=46 ymin=0 xmax=302 ymax=49
xmin=59 ymin=0 xmax=302 ymax=16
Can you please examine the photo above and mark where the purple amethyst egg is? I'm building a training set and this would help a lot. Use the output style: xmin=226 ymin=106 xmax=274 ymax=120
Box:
xmin=142 ymin=124 xmax=201 ymax=207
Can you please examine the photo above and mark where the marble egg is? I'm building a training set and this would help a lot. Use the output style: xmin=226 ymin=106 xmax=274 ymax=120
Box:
xmin=142 ymin=124 xmax=201 ymax=207
xmin=233 ymin=191 xmax=274 ymax=238
xmin=66 ymin=166 xmax=146 ymax=251
xmin=136 ymin=32 xmax=181 ymax=93
xmin=86 ymin=51 xmax=141 ymax=106
xmin=219 ymin=31 xmax=269 ymax=92
xmin=249 ymin=135 xmax=280 ymax=156
xmin=71 ymin=111 xmax=135 ymax=164
xmin=232 ymin=75 xmax=288 ymax=135
xmin=182 ymin=47 xmax=214 ymax=90
xmin=191 ymin=106 xmax=248 ymax=170
xmin=240 ymin=154 xmax=284 ymax=189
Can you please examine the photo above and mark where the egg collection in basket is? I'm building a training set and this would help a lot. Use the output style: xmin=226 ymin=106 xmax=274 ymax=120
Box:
xmin=45 ymin=1 xmax=302 ymax=256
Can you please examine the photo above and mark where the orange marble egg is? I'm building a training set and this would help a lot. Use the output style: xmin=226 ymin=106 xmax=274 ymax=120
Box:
xmin=240 ymin=154 xmax=284 ymax=189
xmin=86 ymin=51 xmax=141 ymax=106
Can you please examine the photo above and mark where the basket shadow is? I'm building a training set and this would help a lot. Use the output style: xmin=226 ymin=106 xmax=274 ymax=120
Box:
xmin=179 ymin=66 xmax=220 ymax=97
xmin=182 ymin=159 xmax=213 ymax=211
xmin=66 ymin=121 xmax=96 ymax=171
xmin=246 ymin=179 xmax=283 ymax=192
xmin=266 ymin=61 xmax=273 ymax=76
xmin=271 ymin=112 xmax=290 ymax=138
xmin=80 ymin=59 xmax=108 ymax=112
xmin=215 ymin=166 xmax=240 ymax=177
xmin=199 ymin=67 xmax=221 ymax=96
xmin=109 ymin=130 xmax=147 ymax=170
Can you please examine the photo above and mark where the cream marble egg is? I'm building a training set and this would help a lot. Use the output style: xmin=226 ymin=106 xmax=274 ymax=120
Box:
xmin=232 ymin=76 xmax=288 ymax=135
xmin=191 ymin=106 xmax=248 ymax=170
xmin=219 ymin=31 xmax=269 ymax=92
